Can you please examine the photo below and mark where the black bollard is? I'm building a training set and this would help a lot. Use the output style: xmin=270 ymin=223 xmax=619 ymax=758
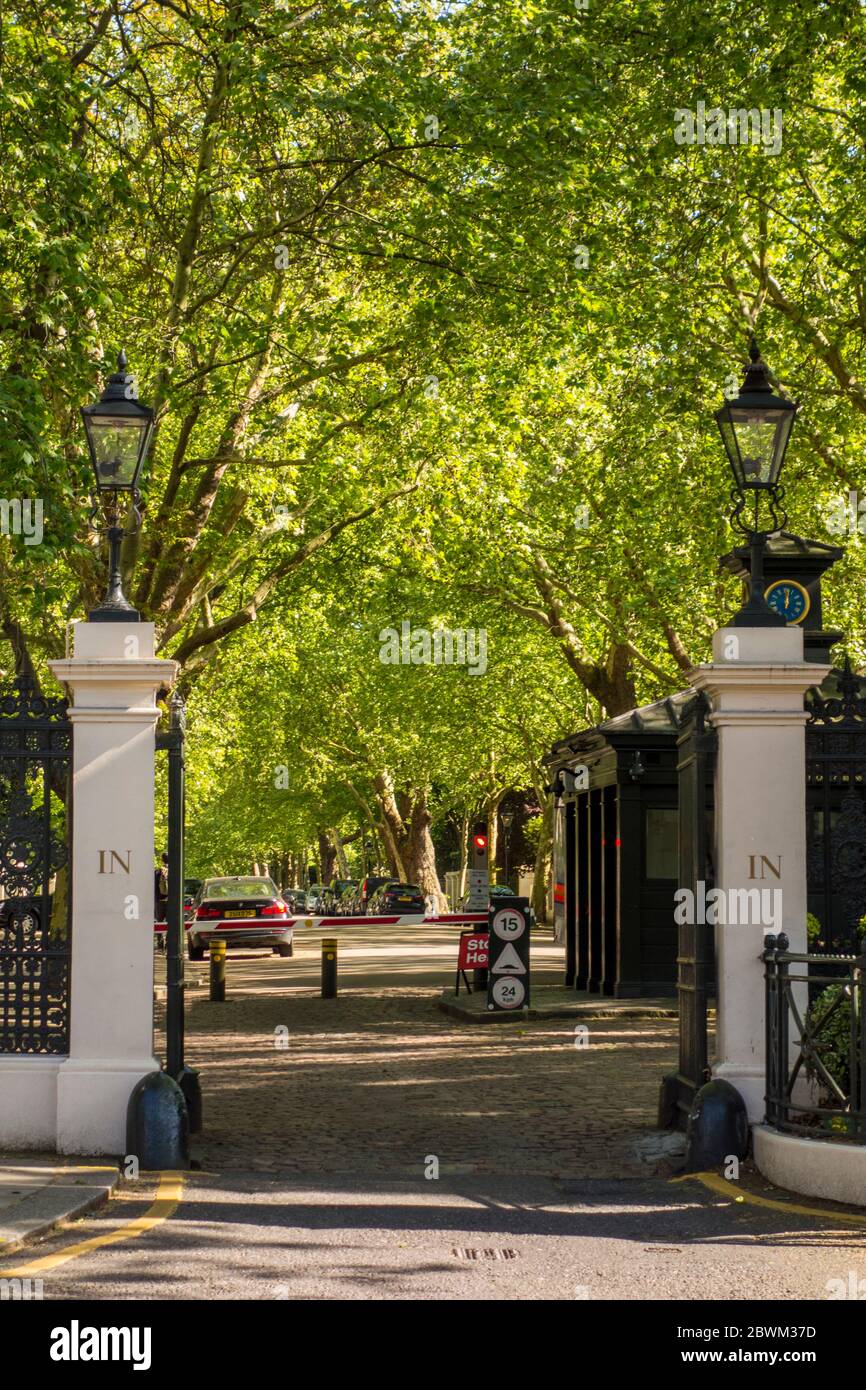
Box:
xmin=209 ymin=939 xmax=226 ymax=1002
xmin=126 ymin=1071 xmax=189 ymax=1170
xmin=684 ymin=1078 xmax=749 ymax=1172
xmin=322 ymin=937 xmax=338 ymax=998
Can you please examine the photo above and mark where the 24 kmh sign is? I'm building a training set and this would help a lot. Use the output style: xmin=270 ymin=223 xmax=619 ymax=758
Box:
xmin=486 ymin=896 xmax=530 ymax=1012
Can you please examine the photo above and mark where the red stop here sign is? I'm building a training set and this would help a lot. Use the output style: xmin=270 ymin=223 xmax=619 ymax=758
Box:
xmin=458 ymin=932 xmax=489 ymax=970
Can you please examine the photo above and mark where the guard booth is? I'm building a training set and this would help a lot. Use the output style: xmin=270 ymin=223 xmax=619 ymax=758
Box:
xmin=547 ymin=690 xmax=691 ymax=997
xmin=545 ymin=534 xmax=862 ymax=1008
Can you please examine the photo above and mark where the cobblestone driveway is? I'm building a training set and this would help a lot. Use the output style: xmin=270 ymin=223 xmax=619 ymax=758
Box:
xmin=158 ymin=924 xmax=678 ymax=1180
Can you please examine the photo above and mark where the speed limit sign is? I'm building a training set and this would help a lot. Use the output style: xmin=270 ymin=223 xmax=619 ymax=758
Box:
xmin=487 ymin=896 xmax=531 ymax=1011
xmin=492 ymin=908 xmax=526 ymax=941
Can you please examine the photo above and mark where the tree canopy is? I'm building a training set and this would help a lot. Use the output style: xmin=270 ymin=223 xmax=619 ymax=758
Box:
xmin=3 ymin=0 xmax=866 ymax=906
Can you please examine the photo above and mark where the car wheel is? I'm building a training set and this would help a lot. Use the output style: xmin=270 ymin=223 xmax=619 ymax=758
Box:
xmin=277 ymin=942 xmax=293 ymax=957
xmin=187 ymin=938 xmax=205 ymax=961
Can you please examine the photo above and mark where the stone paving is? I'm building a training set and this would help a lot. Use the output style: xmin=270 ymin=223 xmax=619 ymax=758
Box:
xmin=157 ymin=925 xmax=680 ymax=1180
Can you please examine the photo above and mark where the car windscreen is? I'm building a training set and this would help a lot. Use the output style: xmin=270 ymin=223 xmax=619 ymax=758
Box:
xmin=204 ymin=878 xmax=278 ymax=899
xmin=387 ymin=884 xmax=421 ymax=892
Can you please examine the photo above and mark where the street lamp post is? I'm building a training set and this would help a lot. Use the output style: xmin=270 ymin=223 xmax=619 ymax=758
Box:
xmin=81 ymin=350 xmax=154 ymax=622
xmin=715 ymin=339 xmax=798 ymax=626
xmin=501 ymin=809 xmax=514 ymax=889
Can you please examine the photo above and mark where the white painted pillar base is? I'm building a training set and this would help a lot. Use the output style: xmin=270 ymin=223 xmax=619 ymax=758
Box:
xmin=0 ymin=1058 xmax=62 ymax=1149
xmin=691 ymin=627 xmax=828 ymax=1124
xmin=55 ymin=1060 xmax=166 ymax=1157
xmin=49 ymin=622 xmax=176 ymax=1156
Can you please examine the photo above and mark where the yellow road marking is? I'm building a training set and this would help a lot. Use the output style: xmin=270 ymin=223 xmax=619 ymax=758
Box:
xmin=675 ymin=1170 xmax=866 ymax=1228
xmin=2 ymin=1171 xmax=183 ymax=1276
xmin=47 ymin=1165 xmax=118 ymax=1176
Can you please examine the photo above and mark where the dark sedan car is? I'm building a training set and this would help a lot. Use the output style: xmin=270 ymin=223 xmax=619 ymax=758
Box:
xmin=284 ymin=887 xmax=312 ymax=914
xmin=368 ymin=881 xmax=425 ymax=915
xmin=359 ymin=875 xmax=391 ymax=914
xmin=187 ymin=876 xmax=293 ymax=959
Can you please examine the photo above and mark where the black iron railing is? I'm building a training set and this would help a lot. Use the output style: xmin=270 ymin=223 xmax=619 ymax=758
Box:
xmin=764 ymin=932 xmax=866 ymax=1142
xmin=0 ymin=677 xmax=72 ymax=1055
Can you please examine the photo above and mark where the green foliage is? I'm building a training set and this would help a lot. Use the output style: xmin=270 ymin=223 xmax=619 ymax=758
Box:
xmin=805 ymin=983 xmax=857 ymax=1100
xmin=5 ymin=2 xmax=866 ymax=875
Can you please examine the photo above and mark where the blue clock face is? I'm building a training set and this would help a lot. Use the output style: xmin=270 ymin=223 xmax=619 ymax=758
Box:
xmin=765 ymin=580 xmax=810 ymax=625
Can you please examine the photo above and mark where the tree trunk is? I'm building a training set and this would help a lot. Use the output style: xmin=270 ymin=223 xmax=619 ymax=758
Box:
xmin=533 ymin=798 xmax=554 ymax=925
xmin=317 ymin=828 xmax=337 ymax=885
xmin=405 ymin=789 xmax=447 ymax=911
xmin=374 ymin=771 xmax=408 ymax=880
xmin=458 ymin=813 xmax=470 ymax=897
xmin=483 ymin=790 xmax=504 ymax=882
xmin=333 ymin=826 xmax=350 ymax=878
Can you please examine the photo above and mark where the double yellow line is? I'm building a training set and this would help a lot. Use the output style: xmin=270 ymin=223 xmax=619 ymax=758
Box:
xmin=2 ymin=1171 xmax=183 ymax=1277
xmin=677 ymin=1170 xmax=866 ymax=1229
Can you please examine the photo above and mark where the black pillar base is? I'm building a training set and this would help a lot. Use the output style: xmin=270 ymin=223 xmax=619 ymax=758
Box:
xmin=126 ymin=1071 xmax=189 ymax=1169
xmin=88 ymin=607 xmax=142 ymax=623
xmin=684 ymin=1078 xmax=749 ymax=1172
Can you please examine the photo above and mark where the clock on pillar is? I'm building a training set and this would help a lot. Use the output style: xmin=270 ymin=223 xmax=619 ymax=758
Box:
xmin=719 ymin=532 xmax=843 ymax=663
xmin=764 ymin=578 xmax=810 ymax=625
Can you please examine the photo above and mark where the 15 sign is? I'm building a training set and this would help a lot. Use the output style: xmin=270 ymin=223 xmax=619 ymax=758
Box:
xmin=486 ymin=897 xmax=530 ymax=1012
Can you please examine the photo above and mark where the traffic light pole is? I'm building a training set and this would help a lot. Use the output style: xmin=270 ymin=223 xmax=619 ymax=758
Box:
xmin=468 ymin=822 xmax=490 ymax=989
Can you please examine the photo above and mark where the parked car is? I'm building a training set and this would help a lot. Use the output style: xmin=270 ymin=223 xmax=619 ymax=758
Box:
xmin=368 ymin=881 xmax=425 ymax=915
xmin=329 ymin=879 xmax=357 ymax=915
xmin=283 ymin=887 xmax=311 ymax=915
xmin=335 ymin=882 xmax=358 ymax=915
xmin=359 ymin=875 xmax=391 ymax=914
xmin=183 ymin=877 xmax=202 ymax=921
xmin=313 ymin=884 xmax=337 ymax=914
xmin=187 ymin=876 xmax=293 ymax=960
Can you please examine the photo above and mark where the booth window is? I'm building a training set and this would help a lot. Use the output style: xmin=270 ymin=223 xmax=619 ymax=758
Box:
xmin=644 ymin=807 xmax=678 ymax=881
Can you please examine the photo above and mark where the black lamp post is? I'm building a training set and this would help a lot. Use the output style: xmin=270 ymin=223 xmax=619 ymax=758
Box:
xmin=715 ymin=339 xmax=798 ymax=626
xmin=81 ymin=350 xmax=154 ymax=622
xmin=501 ymin=809 xmax=514 ymax=887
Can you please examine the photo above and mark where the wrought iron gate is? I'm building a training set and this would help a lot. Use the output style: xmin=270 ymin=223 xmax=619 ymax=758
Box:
xmin=805 ymin=658 xmax=866 ymax=952
xmin=660 ymin=690 xmax=717 ymax=1129
xmin=0 ymin=677 xmax=72 ymax=1054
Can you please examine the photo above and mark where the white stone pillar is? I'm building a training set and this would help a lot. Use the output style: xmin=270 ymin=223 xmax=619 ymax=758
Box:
xmin=691 ymin=627 xmax=828 ymax=1122
xmin=49 ymin=622 xmax=176 ymax=1155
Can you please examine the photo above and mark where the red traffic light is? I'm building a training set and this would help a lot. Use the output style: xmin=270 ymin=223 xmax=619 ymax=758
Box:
xmin=473 ymin=833 xmax=488 ymax=850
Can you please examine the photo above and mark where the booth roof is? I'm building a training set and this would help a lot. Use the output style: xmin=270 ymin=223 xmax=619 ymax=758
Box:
xmin=545 ymin=662 xmax=862 ymax=767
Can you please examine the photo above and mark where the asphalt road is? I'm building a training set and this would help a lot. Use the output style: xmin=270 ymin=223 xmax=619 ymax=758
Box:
xmin=5 ymin=1169 xmax=866 ymax=1302
xmin=5 ymin=922 xmax=864 ymax=1303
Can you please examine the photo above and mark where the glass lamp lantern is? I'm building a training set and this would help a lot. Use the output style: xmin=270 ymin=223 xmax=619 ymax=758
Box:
xmin=81 ymin=350 xmax=154 ymax=621
xmin=81 ymin=349 xmax=154 ymax=495
xmin=716 ymin=340 xmax=798 ymax=627
xmin=715 ymin=341 xmax=797 ymax=492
